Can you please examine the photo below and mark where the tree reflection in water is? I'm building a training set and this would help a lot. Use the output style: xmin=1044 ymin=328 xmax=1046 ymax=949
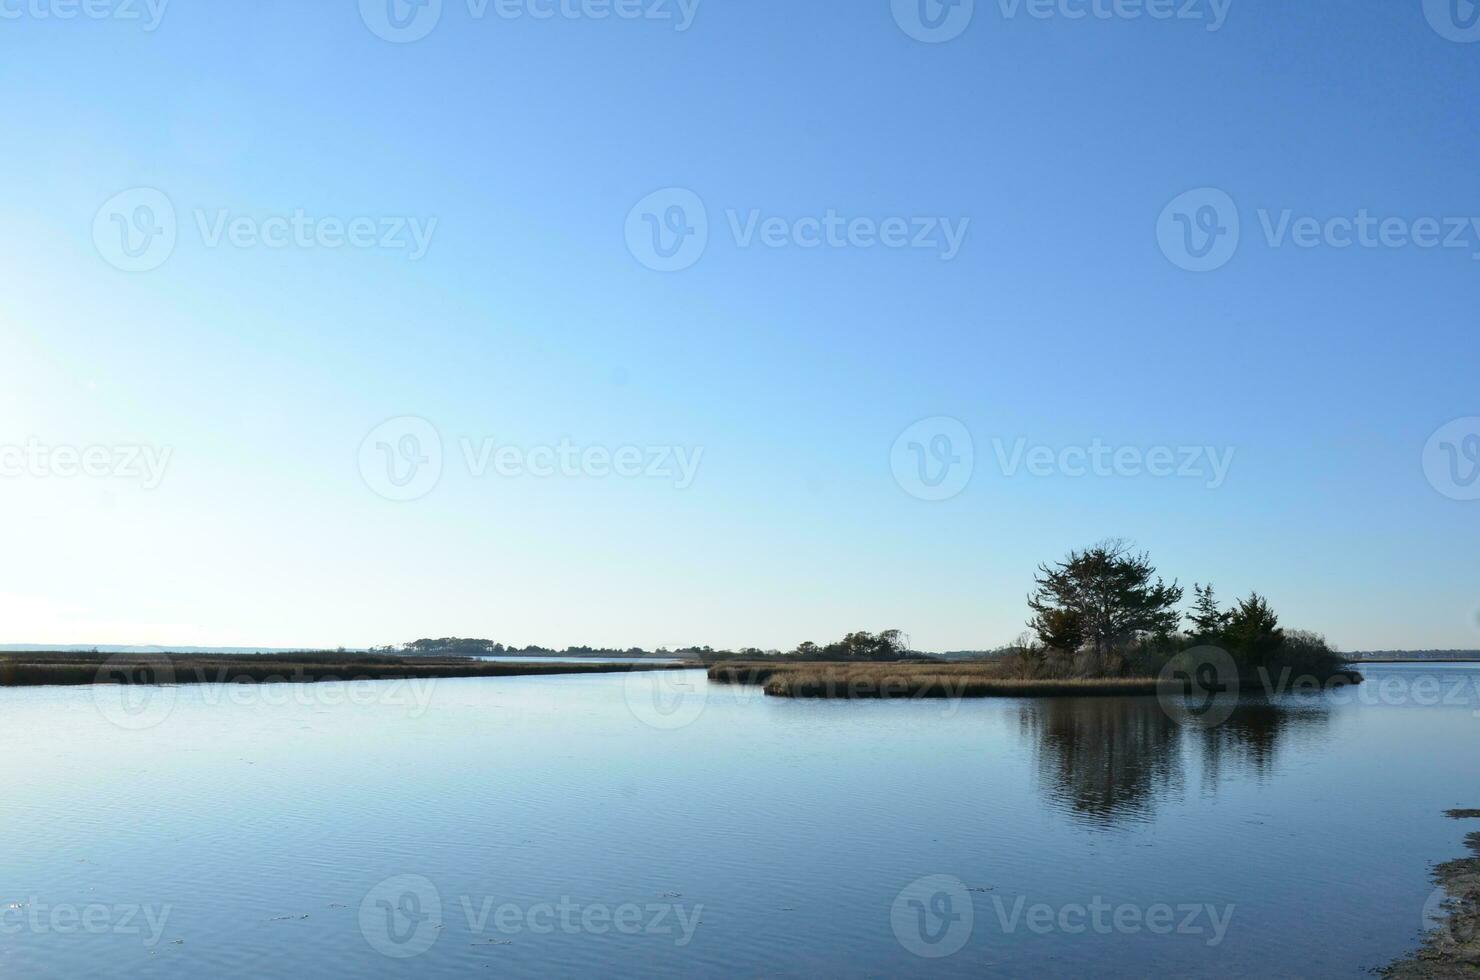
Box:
xmin=1018 ymin=695 xmax=1332 ymax=829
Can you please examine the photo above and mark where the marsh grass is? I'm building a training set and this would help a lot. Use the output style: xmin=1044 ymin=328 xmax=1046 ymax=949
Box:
xmin=0 ymin=652 xmax=694 ymax=688
xmin=706 ymin=663 xmax=800 ymax=685
xmin=769 ymin=672 xmax=1160 ymax=701
xmin=709 ymin=661 xmax=1164 ymax=698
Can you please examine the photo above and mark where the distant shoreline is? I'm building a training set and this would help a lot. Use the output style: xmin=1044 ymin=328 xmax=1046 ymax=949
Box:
xmin=1349 ymin=659 xmax=1480 ymax=664
xmin=0 ymin=651 xmax=694 ymax=689
xmin=709 ymin=660 xmax=1364 ymax=700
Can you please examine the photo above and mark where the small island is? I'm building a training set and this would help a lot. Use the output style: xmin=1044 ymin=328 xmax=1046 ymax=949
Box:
xmin=0 ymin=541 xmax=1363 ymax=701
xmin=710 ymin=541 xmax=1362 ymax=699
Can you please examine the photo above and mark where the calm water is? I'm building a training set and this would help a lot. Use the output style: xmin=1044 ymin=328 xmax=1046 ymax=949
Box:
xmin=471 ymin=656 xmax=685 ymax=664
xmin=3 ymin=663 xmax=1478 ymax=978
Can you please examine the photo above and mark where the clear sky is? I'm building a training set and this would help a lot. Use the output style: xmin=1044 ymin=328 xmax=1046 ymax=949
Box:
xmin=2 ymin=0 xmax=1477 ymax=652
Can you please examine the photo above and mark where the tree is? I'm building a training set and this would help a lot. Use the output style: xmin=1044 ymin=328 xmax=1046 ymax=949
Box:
xmin=1034 ymin=607 xmax=1084 ymax=653
xmin=1028 ymin=540 xmax=1184 ymax=656
xmin=805 ymin=629 xmax=910 ymax=660
xmin=1187 ymin=583 xmax=1232 ymax=640
xmin=1225 ymin=592 xmax=1284 ymax=666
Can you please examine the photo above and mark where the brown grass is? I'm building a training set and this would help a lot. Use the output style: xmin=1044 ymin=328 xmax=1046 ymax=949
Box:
xmin=0 ymin=651 xmax=695 ymax=688
xmin=706 ymin=663 xmax=802 ymax=685
xmin=710 ymin=661 xmax=1162 ymax=699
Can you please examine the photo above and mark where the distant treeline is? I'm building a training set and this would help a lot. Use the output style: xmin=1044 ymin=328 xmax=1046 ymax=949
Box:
xmin=1346 ymin=650 xmax=1480 ymax=661
xmin=379 ymin=631 xmax=936 ymax=663
xmin=381 ymin=637 xmax=764 ymax=660
xmin=379 ymin=638 xmax=657 ymax=658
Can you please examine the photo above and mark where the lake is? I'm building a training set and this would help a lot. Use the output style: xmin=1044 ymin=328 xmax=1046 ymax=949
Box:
xmin=3 ymin=662 xmax=1477 ymax=978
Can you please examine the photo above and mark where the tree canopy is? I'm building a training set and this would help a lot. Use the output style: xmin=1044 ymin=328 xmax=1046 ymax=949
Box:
xmin=1028 ymin=540 xmax=1183 ymax=654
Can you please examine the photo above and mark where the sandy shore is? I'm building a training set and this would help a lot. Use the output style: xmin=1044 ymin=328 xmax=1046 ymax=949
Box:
xmin=1383 ymin=810 xmax=1480 ymax=977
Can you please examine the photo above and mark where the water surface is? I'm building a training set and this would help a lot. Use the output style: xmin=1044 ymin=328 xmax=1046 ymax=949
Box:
xmin=3 ymin=662 xmax=1477 ymax=978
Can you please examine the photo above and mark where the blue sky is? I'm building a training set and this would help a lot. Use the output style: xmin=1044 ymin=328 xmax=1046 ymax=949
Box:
xmin=1 ymin=0 xmax=1477 ymax=651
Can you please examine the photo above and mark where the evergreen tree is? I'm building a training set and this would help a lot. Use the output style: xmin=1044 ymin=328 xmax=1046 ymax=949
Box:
xmin=1187 ymin=583 xmax=1232 ymax=640
xmin=1226 ymin=592 xmax=1285 ymax=666
xmin=1028 ymin=540 xmax=1183 ymax=655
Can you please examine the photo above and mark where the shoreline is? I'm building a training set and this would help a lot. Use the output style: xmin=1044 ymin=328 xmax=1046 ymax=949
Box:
xmin=1351 ymin=659 xmax=1480 ymax=665
xmin=1383 ymin=810 xmax=1480 ymax=977
xmin=0 ymin=651 xmax=695 ymax=688
xmin=708 ymin=661 xmax=1363 ymax=700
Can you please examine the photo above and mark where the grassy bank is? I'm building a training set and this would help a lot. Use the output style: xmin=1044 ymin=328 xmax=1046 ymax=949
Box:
xmin=0 ymin=651 xmax=694 ymax=688
xmin=1383 ymin=810 xmax=1480 ymax=978
xmin=709 ymin=660 xmax=1363 ymax=699
xmin=706 ymin=662 xmax=801 ymax=685
xmin=710 ymin=661 xmax=1161 ymax=699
